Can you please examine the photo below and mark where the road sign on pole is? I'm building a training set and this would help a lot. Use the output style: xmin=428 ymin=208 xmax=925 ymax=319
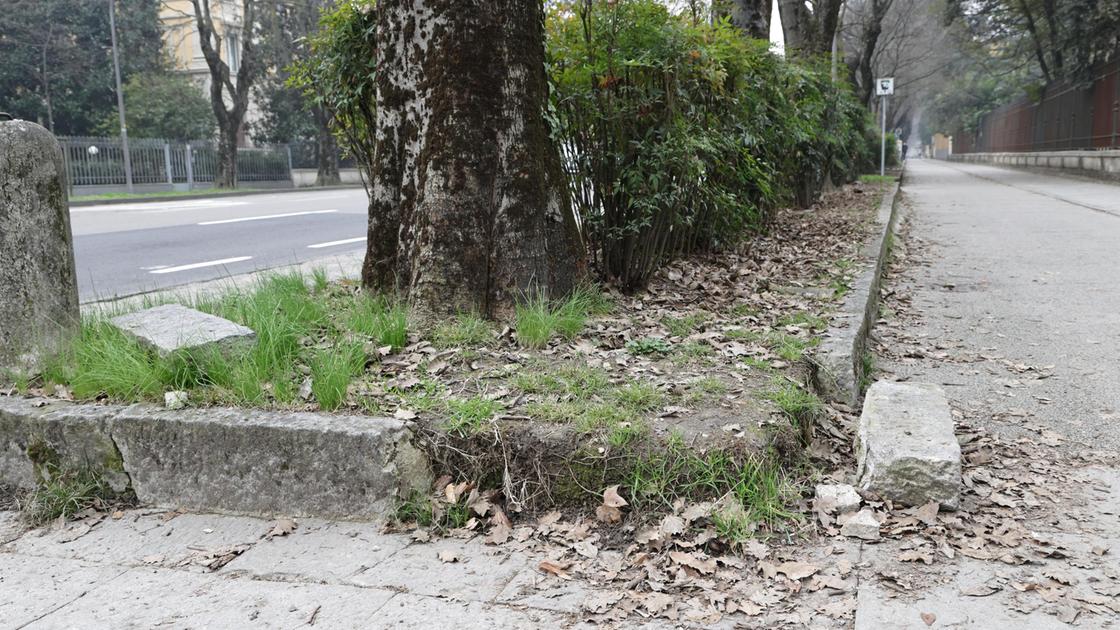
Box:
xmin=877 ymin=78 xmax=893 ymax=177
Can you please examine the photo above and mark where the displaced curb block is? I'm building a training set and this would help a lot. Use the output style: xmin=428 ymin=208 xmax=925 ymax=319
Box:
xmin=812 ymin=176 xmax=904 ymax=407
xmin=0 ymin=396 xmax=431 ymax=519
xmin=855 ymin=381 xmax=961 ymax=509
xmin=68 ymin=184 xmax=363 ymax=207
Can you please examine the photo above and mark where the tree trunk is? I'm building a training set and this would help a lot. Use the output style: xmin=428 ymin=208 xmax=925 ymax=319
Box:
xmin=363 ymin=0 xmax=585 ymax=318
xmin=314 ymin=107 xmax=341 ymax=186
xmin=778 ymin=0 xmax=843 ymax=58
xmin=214 ymin=123 xmax=238 ymax=189
xmin=714 ymin=0 xmax=771 ymax=40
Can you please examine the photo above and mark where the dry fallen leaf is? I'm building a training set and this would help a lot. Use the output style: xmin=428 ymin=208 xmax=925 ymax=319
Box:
xmin=538 ymin=559 xmax=571 ymax=579
xmin=264 ymin=518 xmax=297 ymax=540
xmin=669 ymin=551 xmax=717 ymax=574
xmin=920 ymin=612 xmax=936 ymax=626
xmin=776 ymin=561 xmax=820 ymax=581
xmin=602 ymin=485 xmax=628 ymax=508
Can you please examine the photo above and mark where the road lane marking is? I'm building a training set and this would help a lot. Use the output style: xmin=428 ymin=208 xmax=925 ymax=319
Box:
xmin=198 ymin=209 xmax=339 ymax=225
xmin=148 ymin=256 xmax=253 ymax=274
xmin=307 ymin=237 xmax=366 ymax=249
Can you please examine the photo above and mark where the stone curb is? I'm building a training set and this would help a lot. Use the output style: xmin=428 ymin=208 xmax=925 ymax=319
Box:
xmin=0 ymin=395 xmax=431 ymax=520
xmin=68 ymin=184 xmax=363 ymax=207
xmin=810 ymin=175 xmax=904 ymax=408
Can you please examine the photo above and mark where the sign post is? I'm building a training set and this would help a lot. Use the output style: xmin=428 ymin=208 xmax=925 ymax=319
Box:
xmin=876 ymin=77 xmax=894 ymax=177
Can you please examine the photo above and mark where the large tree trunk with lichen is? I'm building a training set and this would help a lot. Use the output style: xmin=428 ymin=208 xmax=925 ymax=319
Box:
xmin=363 ymin=0 xmax=585 ymax=318
xmin=714 ymin=0 xmax=772 ymax=40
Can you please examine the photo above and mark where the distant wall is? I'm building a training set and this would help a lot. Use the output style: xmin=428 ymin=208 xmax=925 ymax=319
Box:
xmin=948 ymin=150 xmax=1120 ymax=182
xmin=292 ymin=168 xmax=364 ymax=188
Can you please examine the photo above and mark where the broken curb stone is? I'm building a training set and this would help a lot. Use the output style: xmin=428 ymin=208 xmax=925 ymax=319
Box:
xmin=0 ymin=119 xmax=80 ymax=369
xmin=840 ymin=508 xmax=880 ymax=540
xmin=815 ymin=484 xmax=861 ymax=515
xmin=857 ymin=381 xmax=962 ymax=509
xmin=111 ymin=304 xmax=255 ymax=356
xmin=164 ymin=391 xmax=189 ymax=410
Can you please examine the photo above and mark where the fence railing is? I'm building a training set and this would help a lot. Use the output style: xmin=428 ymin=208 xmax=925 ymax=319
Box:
xmin=58 ymin=136 xmax=294 ymax=188
xmin=953 ymin=61 xmax=1120 ymax=153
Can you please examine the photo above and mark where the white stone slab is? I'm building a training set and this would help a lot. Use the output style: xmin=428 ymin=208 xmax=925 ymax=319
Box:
xmin=110 ymin=304 xmax=255 ymax=356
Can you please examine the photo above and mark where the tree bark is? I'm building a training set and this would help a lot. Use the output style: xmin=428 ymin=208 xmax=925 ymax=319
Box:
xmin=856 ymin=0 xmax=893 ymax=106
xmin=364 ymin=0 xmax=585 ymax=318
xmin=714 ymin=0 xmax=772 ymax=40
xmin=779 ymin=0 xmax=844 ymax=58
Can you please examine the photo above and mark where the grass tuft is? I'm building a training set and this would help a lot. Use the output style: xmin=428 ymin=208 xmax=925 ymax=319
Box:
xmin=445 ymin=396 xmax=502 ymax=437
xmin=432 ymin=313 xmax=493 ymax=349
xmin=20 ymin=466 xmax=115 ymax=526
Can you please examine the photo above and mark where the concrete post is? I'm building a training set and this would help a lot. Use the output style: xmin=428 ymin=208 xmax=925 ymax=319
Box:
xmin=164 ymin=143 xmax=174 ymax=185
xmin=185 ymin=144 xmax=194 ymax=190
xmin=0 ymin=120 xmax=81 ymax=370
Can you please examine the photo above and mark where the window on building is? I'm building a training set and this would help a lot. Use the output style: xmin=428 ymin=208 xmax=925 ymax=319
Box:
xmin=226 ymin=34 xmax=240 ymax=74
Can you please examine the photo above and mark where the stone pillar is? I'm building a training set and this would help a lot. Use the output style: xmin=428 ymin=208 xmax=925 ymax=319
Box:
xmin=0 ymin=119 xmax=80 ymax=369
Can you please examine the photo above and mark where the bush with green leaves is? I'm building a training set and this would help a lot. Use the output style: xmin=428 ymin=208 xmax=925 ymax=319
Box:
xmin=547 ymin=1 xmax=876 ymax=290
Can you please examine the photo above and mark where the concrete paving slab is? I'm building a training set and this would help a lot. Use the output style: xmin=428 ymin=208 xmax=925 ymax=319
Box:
xmin=496 ymin=565 xmax=594 ymax=614
xmin=26 ymin=565 xmax=395 ymax=629
xmin=347 ymin=536 xmax=531 ymax=602
xmin=0 ymin=553 xmax=128 ymax=628
xmin=110 ymin=304 xmax=255 ymax=356
xmin=368 ymin=592 xmax=570 ymax=629
xmin=7 ymin=512 xmax=264 ymax=569
xmin=222 ymin=519 xmax=410 ymax=583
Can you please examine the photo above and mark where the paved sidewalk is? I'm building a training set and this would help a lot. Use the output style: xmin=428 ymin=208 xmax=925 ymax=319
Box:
xmin=0 ymin=510 xmax=603 ymax=629
xmin=859 ymin=159 xmax=1120 ymax=628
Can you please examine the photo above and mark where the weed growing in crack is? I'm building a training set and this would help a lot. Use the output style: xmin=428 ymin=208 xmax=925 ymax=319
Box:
xmin=20 ymin=465 xmax=116 ymax=526
xmin=859 ymin=350 xmax=876 ymax=393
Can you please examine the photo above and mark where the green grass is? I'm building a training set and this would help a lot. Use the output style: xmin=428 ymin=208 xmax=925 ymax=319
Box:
xmin=685 ymin=377 xmax=728 ymax=403
xmin=20 ymin=466 xmax=116 ymax=526
xmin=514 ymin=286 xmax=606 ymax=349
xmin=662 ymin=313 xmax=709 ymax=337
xmin=764 ymin=379 xmax=821 ymax=443
xmin=723 ymin=329 xmax=818 ymax=363
xmin=513 ymin=364 xmax=610 ymax=399
xmin=625 ymin=437 xmax=797 ymax=526
xmin=611 ymin=381 xmax=665 ymax=412
xmin=777 ymin=311 xmax=829 ymax=331
xmin=310 ymin=344 xmax=364 ymax=411
xmin=348 ymin=295 xmax=409 ymax=351
xmin=445 ymin=396 xmax=502 ymax=437
xmin=859 ymin=350 xmax=876 ymax=393
xmin=859 ymin=174 xmax=897 ymax=184
xmin=432 ymin=313 xmax=493 ymax=349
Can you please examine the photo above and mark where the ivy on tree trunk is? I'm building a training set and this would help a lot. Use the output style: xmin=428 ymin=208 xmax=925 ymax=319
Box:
xmin=363 ymin=0 xmax=585 ymax=318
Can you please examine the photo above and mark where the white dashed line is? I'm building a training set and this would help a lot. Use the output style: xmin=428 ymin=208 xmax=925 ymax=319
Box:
xmin=198 ymin=209 xmax=338 ymax=225
xmin=307 ymin=237 xmax=366 ymax=249
xmin=148 ymin=256 xmax=253 ymax=274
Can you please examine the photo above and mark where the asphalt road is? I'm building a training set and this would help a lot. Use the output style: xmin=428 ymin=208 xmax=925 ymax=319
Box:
xmin=70 ymin=188 xmax=369 ymax=302
xmin=881 ymin=158 xmax=1120 ymax=451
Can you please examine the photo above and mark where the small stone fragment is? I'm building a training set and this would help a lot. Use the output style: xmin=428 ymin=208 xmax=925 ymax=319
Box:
xmin=164 ymin=390 xmax=188 ymax=410
xmin=815 ymin=484 xmax=861 ymax=514
xmin=840 ymin=509 xmax=880 ymax=540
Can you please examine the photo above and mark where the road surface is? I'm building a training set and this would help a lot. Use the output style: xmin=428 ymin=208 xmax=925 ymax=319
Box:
xmin=70 ymin=188 xmax=368 ymax=302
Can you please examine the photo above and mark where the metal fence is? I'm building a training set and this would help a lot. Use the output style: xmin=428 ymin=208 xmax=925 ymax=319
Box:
xmin=58 ymin=136 xmax=293 ymax=188
xmin=953 ymin=61 xmax=1120 ymax=153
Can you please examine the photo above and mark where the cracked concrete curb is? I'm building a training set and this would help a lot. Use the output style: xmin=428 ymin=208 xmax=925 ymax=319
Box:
xmin=0 ymin=395 xmax=431 ymax=519
xmin=811 ymin=175 xmax=904 ymax=408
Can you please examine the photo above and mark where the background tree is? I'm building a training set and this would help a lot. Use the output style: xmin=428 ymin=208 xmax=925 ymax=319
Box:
xmin=365 ymin=1 xmax=585 ymax=317
xmin=712 ymin=0 xmax=771 ymax=39
xmin=255 ymin=0 xmax=340 ymax=185
xmin=0 ymin=0 xmax=164 ymax=135
xmin=185 ymin=0 xmax=265 ymax=188
xmin=778 ymin=0 xmax=844 ymax=58
xmin=95 ymin=72 xmax=214 ymax=140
